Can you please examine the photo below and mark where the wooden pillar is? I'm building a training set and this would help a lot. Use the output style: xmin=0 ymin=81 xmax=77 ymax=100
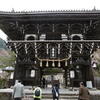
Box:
xmin=64 ymin=66 xmax=70 ymax=88
xmin=40 ymin=68 xmax=43 ymax=87
xmin=13 ymin=63 xmax=21 ymax=84
xmin=35 ymin=68 xmax=41 ymax=86
xmin=64 ymin=69 xmax=67 ymax=87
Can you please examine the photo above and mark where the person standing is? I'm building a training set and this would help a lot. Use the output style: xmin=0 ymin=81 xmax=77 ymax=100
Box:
xmin=33 ymin=87 xmax=42 ymax=100
xmin=42 ymin=77 xmax=46 ymax=88
xmin=79 ymin=82 xmax=90 ymax=100
xmin=12 ymin=80 xmax=24 ymax=100
xmin=52 ymin=84 xmax=59 ymax=100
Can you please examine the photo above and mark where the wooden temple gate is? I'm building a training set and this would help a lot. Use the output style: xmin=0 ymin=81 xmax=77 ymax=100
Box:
xmin=8 ymin=40 xmax=100 ymax=87
xmin=0 ymin=10 xmax=100 ymax=87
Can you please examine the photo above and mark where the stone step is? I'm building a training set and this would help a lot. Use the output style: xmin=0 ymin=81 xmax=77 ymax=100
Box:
xmin=22 ymin=98 xmax=78 ymax=100
xmin=42 ymin=99 xmax=78 ymax=100
xmin=23 ymin=94 xmax=78 ymax=100
xmin=23 ymin=97 xmax=78 ymax=100
xmin=24 ymin=96 xmax=78 ymax=98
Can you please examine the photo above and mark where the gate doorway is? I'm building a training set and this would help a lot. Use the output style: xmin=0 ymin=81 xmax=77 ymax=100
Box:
xmin=41 ymin=68 xmax=65 ymax=88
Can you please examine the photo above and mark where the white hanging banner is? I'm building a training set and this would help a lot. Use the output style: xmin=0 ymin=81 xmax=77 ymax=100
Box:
xmin=31 ymin=70 xmax=35 ymax=77
xmin=70 ymin=70 xmax=75 ymax=78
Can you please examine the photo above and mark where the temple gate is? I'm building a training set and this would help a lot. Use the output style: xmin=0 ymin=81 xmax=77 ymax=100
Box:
xmin=0 ymin=10 xmax=100 ymax=87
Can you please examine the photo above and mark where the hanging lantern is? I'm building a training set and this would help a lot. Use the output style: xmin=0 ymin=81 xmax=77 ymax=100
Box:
xmin=70 ymin=60 xmax=72 ymax=64
xmin=58 ymin=60 xmax=61 ymax=67
xmin=46 ymin=60 xmax=49 ymax=67
xmin=34 ymin=60 xmax=36 ymax=64
xmin=40 ymin=60 xmax=42 ymax=67
xmin=65 ymin=60 xmax=67 ymax=66
xmin=52 ymin=61 xmax=55 ymax=67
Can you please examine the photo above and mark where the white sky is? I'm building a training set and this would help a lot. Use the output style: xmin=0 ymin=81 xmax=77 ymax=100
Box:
xmin=0 ymin=0 xmax=100 ymax=41
xmin=0 ymin=0 xmax=99 ymax=11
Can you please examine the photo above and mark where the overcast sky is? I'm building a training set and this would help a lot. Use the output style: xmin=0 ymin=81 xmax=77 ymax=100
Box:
xmin=0 ymin=0 xmax=99 ymax=11
xmin=0 ymin=0 xmax=100 ymax=41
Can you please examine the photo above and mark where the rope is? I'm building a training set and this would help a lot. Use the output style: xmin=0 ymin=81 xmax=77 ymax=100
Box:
xmin=37 ymin=54 xmax=71 ymax=62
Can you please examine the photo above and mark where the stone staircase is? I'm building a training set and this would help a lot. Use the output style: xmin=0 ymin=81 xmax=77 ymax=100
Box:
xmin=0 ymin=88 xmax=100 ymax=100
xmin=23 ymin=89 xmax=79 ymax=100
xmin=23 ymin=94 xmax=78 ymax=100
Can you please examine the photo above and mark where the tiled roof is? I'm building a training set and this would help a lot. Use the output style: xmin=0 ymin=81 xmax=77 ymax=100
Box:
xmin=0 ymin=9 xmax=100 ymax=15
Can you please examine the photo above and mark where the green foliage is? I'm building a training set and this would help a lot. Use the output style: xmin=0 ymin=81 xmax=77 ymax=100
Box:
xmin=0 ymin=50 xmax=16 ymax=88
xmin=93 ymin=64 xmax=100 ymax=77
xmin=97 ymin=64 xmax=100 ymax=73
xmin=0 ymin=78 xmax=7 ymax=88
xmin=0 ymin=39 xmax=16 ymax=88
xmin=0 ymin=50 xmax=16 ymax=68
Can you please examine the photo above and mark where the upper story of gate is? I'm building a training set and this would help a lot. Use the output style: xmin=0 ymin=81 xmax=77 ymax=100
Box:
xmin=0 ymin=10 xmax=100 ymax=40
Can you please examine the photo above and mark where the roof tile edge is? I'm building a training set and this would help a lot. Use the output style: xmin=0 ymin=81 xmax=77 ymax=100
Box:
xmin=0 ymin=9 xmax=100 ymax=14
